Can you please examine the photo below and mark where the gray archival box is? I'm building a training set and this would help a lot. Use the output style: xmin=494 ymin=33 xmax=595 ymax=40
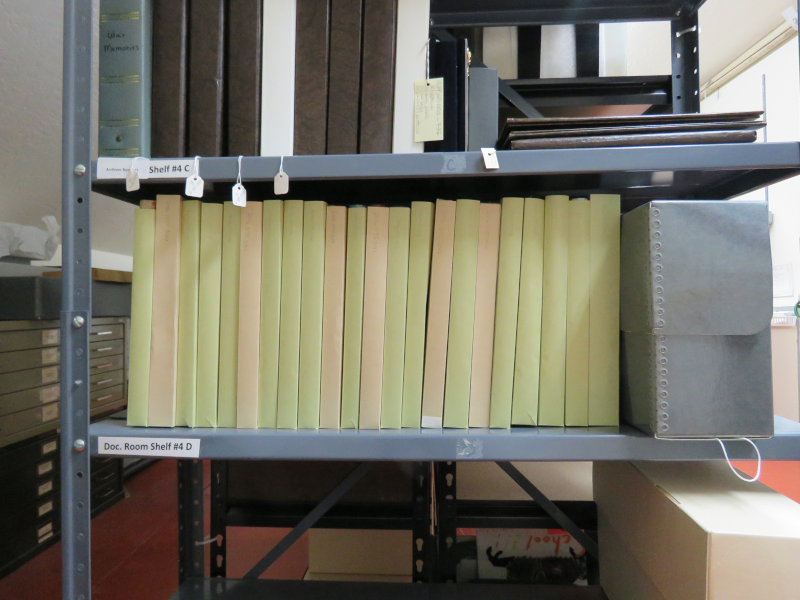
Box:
xmin=620 ymin=200 xmax=774 ymax=439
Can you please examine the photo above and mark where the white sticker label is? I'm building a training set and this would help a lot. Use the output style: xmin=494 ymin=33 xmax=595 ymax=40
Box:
xmin=38 ymin=480 xmax=53 ymax=496
xmin=42 ymin=404 xmax=59 ymax=422
xmin=42 ymin=330 xmax=59 ymax=345
xmin=42 ymin=347 xmax=60 ymax=364
xmin=232 ymin=182 xmax=247 ymax=207
xmin=37 ymin=461 xmax=53 ymax=476
xmin=38 ymin=523 xmax=53 ymax=538
xmin=96 ymin=157 xmax=193 ymax=180
xmin=481 ymin=148 xmax=500 ymax=170
xmin=274 ymin=172 xmax=289 ymax=195
xmin=185 ymin=174 xmax=204 ymax=198
xmin=98 ymin=437 xmax=201 ymax=458
xmin=41 ymin=366 xmax=59 ymax=384
xmin=38 ymin=501 xmax=53 ymax=517
xmin=414 ymin=78 xmax=444 ymax=143
xmin=38 ymin=531 xmax=54 ymax=544
xmin=42 ymin=440 xmax=57 ymax=455
xmin=40 ymin=386 xmax=60 ymax=404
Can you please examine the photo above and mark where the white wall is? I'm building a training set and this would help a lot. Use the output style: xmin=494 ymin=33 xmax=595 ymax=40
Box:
xmin=0 ymin=0 xmax=135 ymax=266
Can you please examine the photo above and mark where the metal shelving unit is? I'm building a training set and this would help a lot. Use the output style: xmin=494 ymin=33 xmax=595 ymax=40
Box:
xmin=59 ymin=0 xmax=800 ymax=598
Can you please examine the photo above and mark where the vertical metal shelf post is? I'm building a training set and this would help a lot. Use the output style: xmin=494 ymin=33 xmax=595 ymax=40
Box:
xmin=671 ymin=5 xmax=701 ymax=113
xmin=61 ymin=0 xmax=94 ymax=599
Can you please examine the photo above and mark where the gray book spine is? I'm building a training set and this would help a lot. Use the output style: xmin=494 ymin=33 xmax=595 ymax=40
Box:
xmin=467 ymin=67 xmax=498 ymax=151
xmin=98 ymin=0 xmax=153 ymax=157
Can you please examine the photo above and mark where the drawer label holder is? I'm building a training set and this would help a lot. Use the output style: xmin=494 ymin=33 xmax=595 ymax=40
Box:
xmin=98 ymin=436 xmax=201 ymax=458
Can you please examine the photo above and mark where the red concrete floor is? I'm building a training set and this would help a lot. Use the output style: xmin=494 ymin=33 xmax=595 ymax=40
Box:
xmin=0 ymin=459 xmax=796 ymax=599
xmin=0 ymin=459 xmax=309 ymax=600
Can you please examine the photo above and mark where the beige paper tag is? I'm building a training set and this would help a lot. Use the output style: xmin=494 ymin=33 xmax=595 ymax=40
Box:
xmin=42 ymin=440 xmax=57 ymax=455
xmin=232 ymin=182 xmax=247 ymax=207
xmin=42 ymin=330 xmax=59 ymax=345
xmin=40 ymin=386 xmax=60 ymax=403
xmin=38 ymin=501 xmax=54 ymax=517
xmin=37 ymin=461 xmax=53 ymax=476
xmin=42 ymin=404 xmax=59 ymax=422
xmin=41 ymin=366 xmax=59 ymax=384
xmin=414 ymin=78 xmax=444 ymax=143
xmin=274 ymin=172 xmax=289 ymax=195
xmin=42 ymin=347 xmax=59 ymax=364
xmin=38 ymin=480 xmax=53 ymax=496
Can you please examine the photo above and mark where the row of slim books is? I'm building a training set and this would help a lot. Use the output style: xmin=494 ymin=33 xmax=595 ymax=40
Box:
xmin=127 ymin=195 xmax=620 ymax=430
xmin=100 ymin=0 xmax=431 ymax=159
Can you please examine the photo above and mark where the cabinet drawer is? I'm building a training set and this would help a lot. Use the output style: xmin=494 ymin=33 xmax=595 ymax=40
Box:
xmin=91 ymin=462 xmax=119 ymax=486
xmin=0 ymin=329 xmax=59 ymax=353
xmin=89 ymin=338 xmax=124 ymax=359
xmin=0 ymin=403 xmax=59 ymax=439
xmin=89 ymin=323 xmax=124 ymax=342
xmin=0 ymin=366 xmax=60 ymax=396
xmin=0 ymin=384 xmax=60 ymax=418
xmin=91 ymin=384 xmax=124 ymax=407
xmin=0 ymin=347 xmax=60 ymax=375
xmin=0 ymin=472 xmax=60 ymax=515
xmin=0 ymin=434 xmax=58 ymax=482
xmin=89 ymin=354 xmax=124 ymax=374
xmin=89 ymin=370 xmax=124 ymax=393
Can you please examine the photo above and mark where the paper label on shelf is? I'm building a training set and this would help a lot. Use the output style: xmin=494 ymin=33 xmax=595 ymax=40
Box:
xmin=97 ymin=157 xmax=194 ymax=180
xmin=773 ymin=263 xmax=794 ymax=297
xmin=42 ymin=347 xmax=60 ymax=364
xmin=41 ymin=404 xmax=59 ymax=422
xmin=41 ymin=366 xmax=59 ymax=384
xmin=98 ymin=437 xmax=201 ymax=458
xmin=38 ymin=501 xmax=53 ymax=517
xmin=40 ymin=385 xmax=60 ymax=404
xmin=42 ymin=329 xmax=59 ymax=345
xmin=414 ymin=78 xmax=444 ymax=143
xmin=232 ymin=183 xmax=247 ymax=207
xmin=481 ymin=148 xmax=500 ymax=170
xmin=37 ymin=461 xmax=53 ymax=476
xmin=274 ymin=172 xmax=289 ymax=195
xmin=41 ymin=440 xmax=57 ymax=455
xmin=38 ymin=480 xmax=53 ymax=496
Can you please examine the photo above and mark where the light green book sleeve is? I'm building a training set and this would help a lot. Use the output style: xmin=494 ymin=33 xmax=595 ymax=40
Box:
xmin=401 ymin=202 xmax=434 ymax=428
xmin=196 ymin=203 xmax=223 ymax=427
xmin=258 ymin=200 xmax=284 ymax=428
xmin=298 ymin=201 xmax=327 ymax=429
xmin=443 ymin=199 xmax=480 ymax=429
xmin=538 ymin=195 xmax=570 ymax=426
xmin=511 ymin=198 xmax=545 ymax=426
xmin=489 ymin=197 xmax=524 ymax=428
xmin=176 ymin=200 xmax=201 ymax=427
xmin=340 ymin=207 xmax=367 ymax=428
xmin=277 ymin=200 xmax=305 ymax=429
xmin=127 ymin=204 xmax=156 ymax=426
xmin=565 ymin=199 xmax=591 ymax=426
xmin=217 ymin=202 xmax=241 ymax=427
xmin=589 ymin=194 xmax=621 ymax=426
xmin=380 ymin=207 xmax=411 ymax=429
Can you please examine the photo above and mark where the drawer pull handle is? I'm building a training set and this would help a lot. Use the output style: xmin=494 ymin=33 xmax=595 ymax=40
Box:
xmin=95 ymin=394 xmax=114 ymax=402
xmin=95 ymin=331 xmax=113 ymax=335
xmin=94 ymin=379 xmax=114 ymax=386
xmin=95 ymin=363 xmax=114 ymax=369
xmin=95 ymin=347 xmax=113 ymax=352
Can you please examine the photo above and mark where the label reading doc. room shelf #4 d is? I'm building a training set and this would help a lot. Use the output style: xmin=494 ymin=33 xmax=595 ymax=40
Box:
xmin=98 ymin=437 xmax=200 ymax=458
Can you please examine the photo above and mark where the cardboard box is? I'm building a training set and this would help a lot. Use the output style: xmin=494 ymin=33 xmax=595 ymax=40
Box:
xmin=307 ymin=529 xmax=412 ymax=580
xmin=595 ymin=461 xmax=800 ymax=600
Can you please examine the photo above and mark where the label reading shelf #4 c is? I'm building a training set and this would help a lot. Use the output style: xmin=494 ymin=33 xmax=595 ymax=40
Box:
xmin=96 ymin=158 xmax=195 ymax=180
xmin=98 ymin=436 xmax=200 ymax=458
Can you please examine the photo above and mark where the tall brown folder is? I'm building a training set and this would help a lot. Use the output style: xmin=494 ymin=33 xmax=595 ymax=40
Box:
xmin=359 ymin=0 xmax=397 ymax=154
xmin=188 ymin=0 xmax=225 ymax=156
xmin=294 ymin=0 xmax=331 ymax=156
xmin=326 ymin=0 xmax=363 ymax=155
xmin=227 ymin=0 xmax=262 ymax=156
xmin=151 ymin=0 xmax=188 ymax=157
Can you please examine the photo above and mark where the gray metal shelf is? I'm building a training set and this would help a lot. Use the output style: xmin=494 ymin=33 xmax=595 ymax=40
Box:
xmin=92 ymin=142 xmax=800 ymax=212
xmin=171 ymin=578 xmax=607 ymax=600
xmin=88 ymin=416 xmax=800 ymax=462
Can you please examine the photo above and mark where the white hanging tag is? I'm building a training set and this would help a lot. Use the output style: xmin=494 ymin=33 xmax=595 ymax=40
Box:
xmin=185 ymin=156 xmax=204 ymax=198
xmin=232 ymin=183 xmax=247 ymax=207
xmin=274 ymin=155 xmax=289 ymax=195
xmin=481 ymin=148 xmax=500 ymax=170
xmin=125 ymin=156 xmax=146 ymax=191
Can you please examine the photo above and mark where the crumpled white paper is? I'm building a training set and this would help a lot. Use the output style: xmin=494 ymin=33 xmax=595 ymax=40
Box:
xmin=0 ymin=216 xmax=61 ymax=260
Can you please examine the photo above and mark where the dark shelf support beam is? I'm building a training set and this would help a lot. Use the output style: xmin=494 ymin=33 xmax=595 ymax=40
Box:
xmin=210 ymin=460 xmax=228 ymax=578
xmin=178 ymin=459 xmax=206 ymax=583
xmin=672 ymin=6 xmax=701 ymax=113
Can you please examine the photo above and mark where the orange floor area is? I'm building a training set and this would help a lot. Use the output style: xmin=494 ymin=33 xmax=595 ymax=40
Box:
xmin=0 ymin=459 xmax=796 ymax=599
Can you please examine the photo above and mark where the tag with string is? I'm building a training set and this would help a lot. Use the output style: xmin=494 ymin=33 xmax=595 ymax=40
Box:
xmin=185 ymin=156 xmax=204 ymax=198
xmin=274 ymin=156 xmax=289 ymax=195
xmin=126 ymin=156 xmax=148 ymax=192
xmin=232 ymin=156 xmax=247 ymax=207
xmin=481 ymin=148 xmax=499 ymax=170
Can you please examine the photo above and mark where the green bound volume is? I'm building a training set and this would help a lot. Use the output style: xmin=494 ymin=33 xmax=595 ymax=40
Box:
xmin=380 ymin=207 xmax=411 ymax=429
xmin=217 ymin=202 xmax=241 ymax=427
xmin=443 ymin=199 xmax=481 ymax=428
xmin=538 ymin=195 xmax=570 ymax=426
xmin=176 ymin=200 xmax=201 ymax=427
xmin=565 ymin=199 xmax=591 ymax=426
xmin=511 ymin=198 xmax=545 ymax=426
xmin=298 ymin=201 xmax=327 ymax=429
xmin=401 ymin=202 xmax=434 ymax=427
xmin=195 ymin=203 xmax=223 ymax=427
xmin=489 ymin=197 xmax=524 ymax=428
xmin=277 ymin=200 xmax=305 ymax=428
xmin=340 ymin=206 xmax=368 ymax=428
xmin=127 ymin=202 xmax=156 ymax=426
xmin=258 ymin=200 xmax=284 ymax=427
